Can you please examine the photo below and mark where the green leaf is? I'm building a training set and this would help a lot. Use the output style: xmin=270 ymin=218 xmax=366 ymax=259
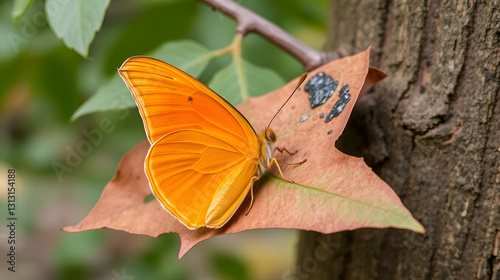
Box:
xmin=208 ymin=59 xmax=285 ymax=106
xmin=12 ymin=0 xmax=35 ymax=25
xmin=71 ymin=75 xmax=135 ymax=122
xmin=45 ymin=0 xmax=111 ymax=58
xmin=71 ymin=40 xmax=212 ymax=121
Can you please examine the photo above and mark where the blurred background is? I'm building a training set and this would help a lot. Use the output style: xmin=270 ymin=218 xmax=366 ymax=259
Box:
xmin=0 ymin=0 xmax=329 ymax=279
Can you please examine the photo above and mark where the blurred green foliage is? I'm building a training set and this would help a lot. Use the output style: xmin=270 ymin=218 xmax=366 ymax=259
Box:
xmin=0 ymin=0 xmax=329 ymax=279
xmin=212 ymin=252 xmax=249 ymax=280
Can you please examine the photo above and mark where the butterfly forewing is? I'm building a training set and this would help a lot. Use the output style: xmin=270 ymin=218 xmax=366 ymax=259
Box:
xmin=119 ymin=57 xmax=256 ymax=145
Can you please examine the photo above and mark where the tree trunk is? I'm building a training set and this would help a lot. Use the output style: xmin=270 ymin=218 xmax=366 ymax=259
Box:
xmin=294 ymin=0 xmax=500 ymax=279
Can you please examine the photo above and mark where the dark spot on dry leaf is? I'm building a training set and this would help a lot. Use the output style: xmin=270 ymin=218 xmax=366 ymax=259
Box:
xmin=320 ymin=113 xmax=324 ymax=118
xmin=327 ymin=130 xmax=333 ymax=135
xmin=339 ymin=84 xmax=349 ymax=98
xmin=325 ymin=85 xmax=351 ymax=123
xmin=304 ymin=72 xmax=338 ymax=108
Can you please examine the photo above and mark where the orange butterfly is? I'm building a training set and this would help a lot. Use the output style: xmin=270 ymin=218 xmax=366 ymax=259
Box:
xmin=119 ymin=56 xmax=304 ymax=229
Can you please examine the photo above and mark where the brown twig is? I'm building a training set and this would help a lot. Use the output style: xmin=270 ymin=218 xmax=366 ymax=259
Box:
xmin=200 ymin=0 xmax=340 ymax=71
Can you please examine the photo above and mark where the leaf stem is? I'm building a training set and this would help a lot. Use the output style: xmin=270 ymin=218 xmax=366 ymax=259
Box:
xmin=199 ymin=0 xmax=342 ymax=70
xmin=212 ymin=43 xmax=233 ymax=57
xmin=210 ymin=33 xmax=252 ymax=117
xmin=231 ymin=34 xmax=252 ymax=118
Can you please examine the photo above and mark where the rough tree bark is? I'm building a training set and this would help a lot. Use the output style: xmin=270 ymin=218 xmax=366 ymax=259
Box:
xmin=295 ymin=0 xmax=500 ymax=279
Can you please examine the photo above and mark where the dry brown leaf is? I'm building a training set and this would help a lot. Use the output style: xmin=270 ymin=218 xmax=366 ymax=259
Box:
xmin=64 ymin=47 xmax=424 ymax=258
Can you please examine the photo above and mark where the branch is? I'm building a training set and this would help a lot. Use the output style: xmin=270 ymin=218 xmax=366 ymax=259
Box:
xmin=200 ymin=0 xmax=340 ymax=71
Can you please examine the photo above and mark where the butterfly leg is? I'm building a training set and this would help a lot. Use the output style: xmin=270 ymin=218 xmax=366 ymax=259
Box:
xmin=275 ymin=147 xmax=298 ymax=156
xmin=274 ymin=147 xmax=307 ymax=166
xmin=277 ymin=158 xmax=307 ymax=166
xmin=245 ymin=176 xmax=260 ymax=216
xmin=268 ymin=158 xmax=295 ymax=183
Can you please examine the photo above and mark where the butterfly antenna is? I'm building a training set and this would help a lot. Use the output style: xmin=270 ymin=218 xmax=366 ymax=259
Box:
xmin=265 ymin=73 xmax=308 ymax=132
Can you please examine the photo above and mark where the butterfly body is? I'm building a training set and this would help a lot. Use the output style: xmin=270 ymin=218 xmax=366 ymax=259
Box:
xmin=257 ymin=130 xmax=276 ymax=176
xmin=119 ymin=56 xmax=278 ymax=229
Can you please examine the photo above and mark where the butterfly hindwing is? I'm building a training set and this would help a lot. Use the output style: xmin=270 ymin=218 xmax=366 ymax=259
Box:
xmin=146 ymin=129 xmax=258 ymax=228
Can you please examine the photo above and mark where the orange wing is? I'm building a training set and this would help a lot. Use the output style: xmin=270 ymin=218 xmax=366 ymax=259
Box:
xmin=146 ymin=129 xmax=258 ymax=228
xmin=118 ymin=56 xmax=256 ymax=145
xmin=118 ymin=57 xmax=260 ymax=228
